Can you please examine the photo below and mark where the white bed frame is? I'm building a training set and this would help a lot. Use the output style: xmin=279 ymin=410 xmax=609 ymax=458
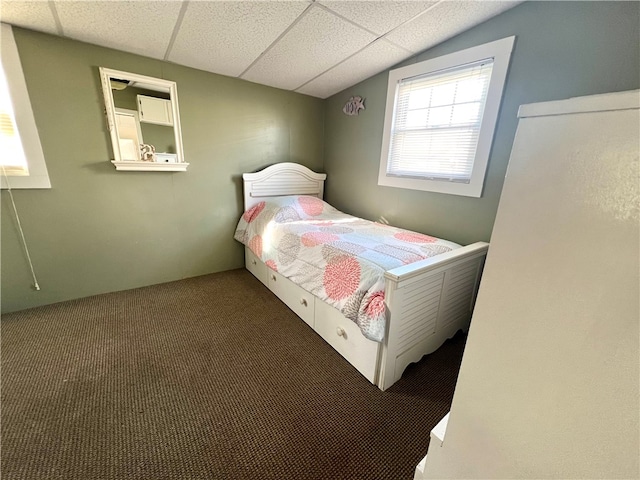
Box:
xmin=242 ymin=163 xmax=488 ymax=391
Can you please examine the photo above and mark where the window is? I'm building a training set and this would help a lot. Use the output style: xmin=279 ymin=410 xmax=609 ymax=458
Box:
xmin=1 ymin=23 xmax=50 ymax=189
xmin=378 ymin=36 xmax=514 ymax=197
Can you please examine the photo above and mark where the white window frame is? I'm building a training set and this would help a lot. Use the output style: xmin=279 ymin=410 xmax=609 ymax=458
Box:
xmin=1 ymin=23 xmax=50 ymax=189
xmin=378 ymin=36 xmax=515 ymax=197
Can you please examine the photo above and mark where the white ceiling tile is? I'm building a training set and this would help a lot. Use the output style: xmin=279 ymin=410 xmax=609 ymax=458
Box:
xmin=54 ymin=1 xmax=183 ymax=60
xmin=319 ymin=1 xmax=438 ymax=36
xmin=241 ymin=5 xmax=376 ymax=91
xmin=0 ymin=1 xmax=59 ymax=36
xmin=169 ymin=1 xmax=309 ymax=78
xmin=0 ymin=0 xmax=524 ymax=97
xmin=297 ymin=39 xmax=407 ymax=98
xmin=385 ymin=0 xmax=522 ymax=53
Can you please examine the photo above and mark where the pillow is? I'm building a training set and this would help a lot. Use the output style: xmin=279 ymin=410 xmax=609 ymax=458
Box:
xmin=263 ymin=195 xmax=337 ymax=222
xmin=235 ymin=195 xmax=336 ymax=248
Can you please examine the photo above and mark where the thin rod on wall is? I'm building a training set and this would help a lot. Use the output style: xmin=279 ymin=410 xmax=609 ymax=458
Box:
xmin=2 ymin=167 xmax=40 ymax=291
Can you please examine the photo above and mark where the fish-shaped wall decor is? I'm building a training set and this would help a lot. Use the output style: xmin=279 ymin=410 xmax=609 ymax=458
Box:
xmin=343 ymin=96 xmax=365 ymax=116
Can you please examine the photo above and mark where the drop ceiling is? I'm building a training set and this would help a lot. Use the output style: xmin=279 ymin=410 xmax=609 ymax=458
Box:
xmin=0 ymin=0 xmax=523 ymax=99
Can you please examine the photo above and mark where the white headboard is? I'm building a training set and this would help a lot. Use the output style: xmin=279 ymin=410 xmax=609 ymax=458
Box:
xmin=242 ymin=163 xmax=327 ymax=210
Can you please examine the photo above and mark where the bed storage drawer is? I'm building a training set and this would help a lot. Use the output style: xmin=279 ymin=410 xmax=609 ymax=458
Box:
xmin=314 ymin=300 xmax=380 ymax=383
xmin=267 ymin=270 xmax=315 ymax=328
xmin=245 ymin=248 xmax=267 ymax=286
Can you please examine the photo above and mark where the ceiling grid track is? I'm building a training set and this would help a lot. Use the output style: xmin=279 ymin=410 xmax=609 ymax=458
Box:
xmin=164 ymin=0 xmax=190 ymax=61
xmin=314 ymin=2 xmax=384 ymax=38
xmin=293 ymin=36 xmax=409 ymax=93
xmin=238 ymin=2 xmax=315 ymax=79
xmin=293 ymin=1 xmax=449 ymax=94
xmin=47 ymin=0 xmax=64 ymax=36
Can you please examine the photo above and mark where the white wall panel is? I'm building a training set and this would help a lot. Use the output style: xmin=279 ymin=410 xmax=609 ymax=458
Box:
xmin=423 ymin=90 xmax=640 ymax=479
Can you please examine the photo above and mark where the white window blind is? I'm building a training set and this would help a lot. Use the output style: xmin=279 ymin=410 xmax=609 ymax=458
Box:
xmin=387 ymin=59 xmax=494 ymax=183
xmin=0 ymin=63 xmax=29 ymax=176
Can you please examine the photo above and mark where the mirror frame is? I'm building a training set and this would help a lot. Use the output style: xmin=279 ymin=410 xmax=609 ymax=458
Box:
xmin=99 ymin=67 xmax=187 ymax=171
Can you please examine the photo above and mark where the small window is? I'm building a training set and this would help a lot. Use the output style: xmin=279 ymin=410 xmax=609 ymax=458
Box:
xmin=1 ymin=23 xmax=50 ymax=189
xmin=0 ymin=66 xmax=29 ymax=176
xmin=378 ymin=36 xmax=514 ymax=197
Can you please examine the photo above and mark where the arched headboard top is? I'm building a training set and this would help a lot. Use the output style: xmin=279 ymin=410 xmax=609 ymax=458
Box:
xmin=242 ymin=163 xmax=327 ymax=210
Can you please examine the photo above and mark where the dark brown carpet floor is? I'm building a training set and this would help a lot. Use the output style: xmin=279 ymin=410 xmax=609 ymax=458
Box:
xmin=1 ymin=269 xmax=465 ymax=480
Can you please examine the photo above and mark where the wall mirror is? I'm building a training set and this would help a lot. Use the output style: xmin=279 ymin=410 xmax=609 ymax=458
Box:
xmin=99 ymin=67 xmax=188 ymax=171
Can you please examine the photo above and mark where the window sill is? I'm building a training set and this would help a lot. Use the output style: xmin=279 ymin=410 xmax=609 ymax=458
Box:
xmin=378 ymin=174 xmax=481 ymax=197
xmin=1 ymin=174 xmax=51 ymax=189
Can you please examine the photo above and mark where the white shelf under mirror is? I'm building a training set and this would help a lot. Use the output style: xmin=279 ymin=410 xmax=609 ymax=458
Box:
xmin=111 ymin=161 xmax=189 ymax=172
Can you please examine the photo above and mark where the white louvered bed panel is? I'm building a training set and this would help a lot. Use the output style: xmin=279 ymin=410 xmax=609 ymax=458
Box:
xmin=243 ymin=163 xmax=326 ymax=209
xmin=395 ymin=273 xmax=445 ymax=352
xmin=251 ymin=179 xmax=322 ymax=198
xmin=378 ymin=243 xmax=488 ymax=390
xmin=438 ymin=258 xmax=484 ymax=329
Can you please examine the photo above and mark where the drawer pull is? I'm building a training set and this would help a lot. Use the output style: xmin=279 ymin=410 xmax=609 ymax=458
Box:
xmin=336 ymin=326 xmax=346 ymax=338
xmin=300 ymin=298 xmax=308 ymax=307
xmin=251 ymin=259 xmax=257 ymax=265
xmin=271 ymin=274 xmax=276 ymax=281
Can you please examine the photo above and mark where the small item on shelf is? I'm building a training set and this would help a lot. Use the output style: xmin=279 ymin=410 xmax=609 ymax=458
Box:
xmin=155 ymin=153 xmax=178 ymax=164
xmin=140 ymin=144 xmax=156 ymax=162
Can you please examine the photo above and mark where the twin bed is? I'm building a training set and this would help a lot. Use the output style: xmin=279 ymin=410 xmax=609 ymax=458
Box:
xmin=235 ymin=163 xmax=488 ymax=391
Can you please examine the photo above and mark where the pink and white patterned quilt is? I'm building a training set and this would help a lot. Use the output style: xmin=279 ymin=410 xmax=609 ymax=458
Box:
xmin=234 ymin=196 xmax=460 ymax=342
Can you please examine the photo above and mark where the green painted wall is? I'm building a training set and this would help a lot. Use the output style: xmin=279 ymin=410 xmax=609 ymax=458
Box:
xmin=1 ymin=28 xmax=324 ymax=313
xmin=3 ymin=2 xmax=639 ymax=313
xmin=323 ymin=1 xmax=640 ymax=246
